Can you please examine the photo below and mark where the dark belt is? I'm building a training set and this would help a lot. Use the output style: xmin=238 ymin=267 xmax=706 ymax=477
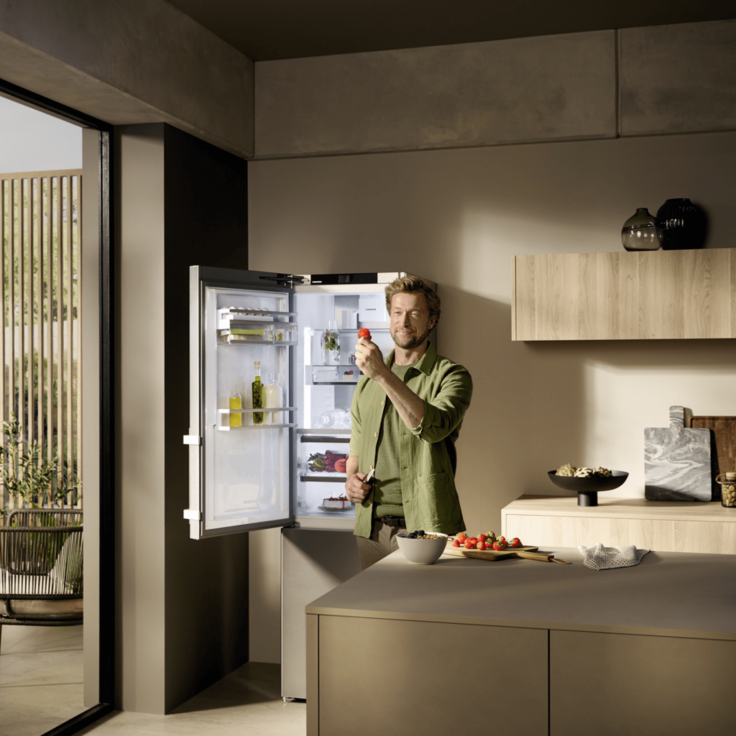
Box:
xmin=378 ymin=515 xmax=406 ymax=528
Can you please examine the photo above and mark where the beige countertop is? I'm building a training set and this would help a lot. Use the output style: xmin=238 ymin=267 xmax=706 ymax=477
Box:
xmin=306 ymin=547 xmax=736 ymax=641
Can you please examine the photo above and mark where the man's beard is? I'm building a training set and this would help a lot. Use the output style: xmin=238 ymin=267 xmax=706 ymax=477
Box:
xmin=392 ymin=324 xmax=431 ymax=350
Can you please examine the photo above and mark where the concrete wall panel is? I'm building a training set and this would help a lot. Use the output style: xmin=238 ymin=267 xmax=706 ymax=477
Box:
xmin=255 ymin=31 xmax=616 ymax=158
xmin=620 ymin=20 xmax=736 ymax=136
xmin=0 ymin=0 xmax=254 ymax=158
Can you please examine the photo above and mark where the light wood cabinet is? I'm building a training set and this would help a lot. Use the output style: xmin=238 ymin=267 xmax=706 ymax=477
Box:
xmin=501 ymin=495 xmax=736 ymax=553
xmin=511 ymin=249 xmax=736 ymax=340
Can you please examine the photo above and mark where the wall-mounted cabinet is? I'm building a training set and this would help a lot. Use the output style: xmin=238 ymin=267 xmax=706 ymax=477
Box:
xmin=512 ymin=249 xmax=736 ymax=340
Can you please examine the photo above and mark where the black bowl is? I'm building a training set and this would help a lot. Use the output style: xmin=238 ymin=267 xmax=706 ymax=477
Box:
xmin=547 ymin=470 xmax=628 ymax=506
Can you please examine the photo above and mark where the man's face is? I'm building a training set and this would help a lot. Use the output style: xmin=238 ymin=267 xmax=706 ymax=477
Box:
xmin=389 ymin=292 xmax=436 ymax=350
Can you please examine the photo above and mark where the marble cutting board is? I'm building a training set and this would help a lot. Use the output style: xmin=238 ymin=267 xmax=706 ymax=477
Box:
xmin=645 ymin=405 xmax=713 ymax=501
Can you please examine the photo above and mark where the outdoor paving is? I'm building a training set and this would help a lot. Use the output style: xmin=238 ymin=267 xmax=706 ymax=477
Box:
xmin=0 ymin=624 xmax=84 ymax=736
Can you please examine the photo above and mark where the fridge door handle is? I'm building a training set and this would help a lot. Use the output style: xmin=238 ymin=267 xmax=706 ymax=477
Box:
xmin=183 ymin=435 xmax=201 ymax=445
xmin=183 ymin=509 xmax=202 ymax=520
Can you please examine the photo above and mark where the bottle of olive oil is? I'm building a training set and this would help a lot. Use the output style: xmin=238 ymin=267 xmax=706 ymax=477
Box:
xmin=229 ymin=387 xmax=242 ymax=427
xmin=252 ymin=361 xmax=264 ymax=424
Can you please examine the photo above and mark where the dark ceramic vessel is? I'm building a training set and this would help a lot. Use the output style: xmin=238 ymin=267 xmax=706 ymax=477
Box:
xmin=547 ymin=470 xmax=629 ymax=507
xmin=656 ymin=198 xmax=707 ymax=250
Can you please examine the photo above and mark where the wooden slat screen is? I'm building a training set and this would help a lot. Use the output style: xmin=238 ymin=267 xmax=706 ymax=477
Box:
xmin=1 ymin=170 xmax=82 ymax=513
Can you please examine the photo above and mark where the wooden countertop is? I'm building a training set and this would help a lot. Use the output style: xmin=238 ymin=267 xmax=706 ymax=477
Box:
xmin=306 ymin=547 xmax=736 ymax=641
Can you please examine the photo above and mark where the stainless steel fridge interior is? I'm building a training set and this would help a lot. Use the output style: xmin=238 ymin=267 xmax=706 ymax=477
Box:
xmin=292 ymin=284 xmax=395 ymax=531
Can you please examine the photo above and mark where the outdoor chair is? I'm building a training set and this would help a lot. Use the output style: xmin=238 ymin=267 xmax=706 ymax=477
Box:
xmin=0 ymin=509 xmax=83 ymax=647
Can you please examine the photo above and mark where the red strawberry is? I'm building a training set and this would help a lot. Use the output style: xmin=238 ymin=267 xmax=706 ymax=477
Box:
xmin=464 ymin=539 xmax=474 ymax=549
xmin=456 ymin=532 xmax=467 ymax=543
xmin=358 ymin=328 xmax=371 ymax=339
xmin=468 ymin=537 xmax=478 ymax=546
xmin=509 ymin=537 xmax=522 ymax=548
xmin=452 ymin=539 xmax=461 ymax=548
xmin=476 ymin=541 xmax=486 ymax=550
xmin=493 ymin=539 xmax=508 ymax=551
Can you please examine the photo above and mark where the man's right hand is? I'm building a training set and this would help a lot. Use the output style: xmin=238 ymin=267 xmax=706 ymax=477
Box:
xmin=345 ymin=471 xmax=372 ymax=504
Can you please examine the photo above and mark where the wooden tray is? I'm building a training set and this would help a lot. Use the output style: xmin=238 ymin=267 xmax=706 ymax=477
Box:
xmin=443 ymin=542 xmax=571 ymax=564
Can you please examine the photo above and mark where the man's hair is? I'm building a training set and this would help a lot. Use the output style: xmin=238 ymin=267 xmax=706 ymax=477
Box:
xmin=385 ymin=275 xmax=441 ymax=325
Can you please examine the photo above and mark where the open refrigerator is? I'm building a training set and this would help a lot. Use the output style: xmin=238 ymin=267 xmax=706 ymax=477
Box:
xmin=184 ymin=266 xmax=433 ymax=699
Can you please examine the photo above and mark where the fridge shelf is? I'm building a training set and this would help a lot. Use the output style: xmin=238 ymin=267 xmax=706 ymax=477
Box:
xmin=218 ymin=407 xmax=296 ymax=415
xmin=217 ymin=422 xmax=296 ymax=432
xmin=298 ymin=435 xmax=350 ymax=444
xmin=217 ymin=331 xmax=297 ymax=346
xmin=222 ymin=307 xmax=297 ymax=319
xmin=300 ymin=475 xmax=347 ymax=483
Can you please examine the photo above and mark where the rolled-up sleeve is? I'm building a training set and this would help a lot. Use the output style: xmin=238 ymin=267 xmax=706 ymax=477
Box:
xmin=409 ymin=366 xmax=473 ymax=444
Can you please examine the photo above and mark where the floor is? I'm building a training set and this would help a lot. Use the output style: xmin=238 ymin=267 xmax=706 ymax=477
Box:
xmin=0 ymin=624 xmax=85 ymax=736
xmin=0 ymin=625 xmax=307 ymax=736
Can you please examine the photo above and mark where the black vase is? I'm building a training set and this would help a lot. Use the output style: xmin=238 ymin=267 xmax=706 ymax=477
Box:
xmin=655 ymin=198 xmax=707 ymax=250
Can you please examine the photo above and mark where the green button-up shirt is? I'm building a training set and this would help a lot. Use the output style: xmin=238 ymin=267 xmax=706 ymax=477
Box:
xmin=349 ymin=342 xmax=473 ymax=538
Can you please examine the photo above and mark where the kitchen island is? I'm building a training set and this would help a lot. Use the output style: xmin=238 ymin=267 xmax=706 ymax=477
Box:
xmin=306 ymin=547 xmax=736 ymax=735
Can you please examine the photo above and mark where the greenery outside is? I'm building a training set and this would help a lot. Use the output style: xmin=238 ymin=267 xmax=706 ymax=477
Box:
xmin=1 ymin=172 xmax=81 ymax=517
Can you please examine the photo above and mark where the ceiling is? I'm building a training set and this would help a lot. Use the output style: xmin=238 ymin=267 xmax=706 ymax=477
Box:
xmin=165 ymin=0 xmax=736 ymax=61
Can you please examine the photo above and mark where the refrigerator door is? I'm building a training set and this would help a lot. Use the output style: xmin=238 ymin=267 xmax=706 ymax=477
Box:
xmin=185 ymin=266 xmax=300 ymax=540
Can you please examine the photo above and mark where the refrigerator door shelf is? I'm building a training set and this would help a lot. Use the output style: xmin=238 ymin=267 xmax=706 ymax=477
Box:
xmin=217 ymin=327 xmax=298 ymax=346
xmin=217 ymin=424 xmax=297 ymax=432
xmin=218 ymin=306 xmax=297 ymax=323
xmin=299 ymin=474 xmax=347 ymax=482
xmin=217 ymin=406 xmax=297 ymax=431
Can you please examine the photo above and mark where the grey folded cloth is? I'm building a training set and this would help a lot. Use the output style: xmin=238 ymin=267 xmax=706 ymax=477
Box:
xmin=578 ymin=543 xmax=650 ymax=570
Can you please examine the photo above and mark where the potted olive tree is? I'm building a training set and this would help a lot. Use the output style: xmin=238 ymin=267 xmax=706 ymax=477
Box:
xmin=0 ymin=415 xmax=81 ymax=577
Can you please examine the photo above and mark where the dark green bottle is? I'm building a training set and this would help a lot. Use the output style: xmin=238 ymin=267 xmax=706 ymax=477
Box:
xmin=252 ymin=361 xmax=264 ymax=424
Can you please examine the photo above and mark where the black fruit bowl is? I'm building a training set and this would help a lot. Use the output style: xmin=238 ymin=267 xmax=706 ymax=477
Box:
xmin=547 ymin=470 xmax=629 ymax=506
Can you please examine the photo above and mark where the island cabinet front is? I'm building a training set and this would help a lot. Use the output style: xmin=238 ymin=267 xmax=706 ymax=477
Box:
xmin=307 ymin=614 xmax=548 ymax=735
xmin=550 ymin=631 xmax=736 ymax=735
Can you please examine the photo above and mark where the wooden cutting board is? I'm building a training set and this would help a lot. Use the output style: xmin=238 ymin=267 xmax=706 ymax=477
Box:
xmin=690 ymin=415 xmax=736 ymax=484
xmin=443 ymin=542 xmax=571 ymax=565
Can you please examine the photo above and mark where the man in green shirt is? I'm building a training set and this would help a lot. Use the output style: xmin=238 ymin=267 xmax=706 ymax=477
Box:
xmin=345 ymin=276 xmax=473 ymax=569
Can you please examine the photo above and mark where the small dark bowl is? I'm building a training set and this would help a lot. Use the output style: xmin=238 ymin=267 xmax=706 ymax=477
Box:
xmin=547 ymin=470 xmax=629 ymax=506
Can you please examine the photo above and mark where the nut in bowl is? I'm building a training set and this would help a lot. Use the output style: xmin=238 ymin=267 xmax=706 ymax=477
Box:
xmin=396 ymin=530 xmax=448 ymax=565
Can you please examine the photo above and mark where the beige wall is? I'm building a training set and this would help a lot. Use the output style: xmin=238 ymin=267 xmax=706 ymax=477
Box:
xmin=117 ymin=124 xmax=250 ymax=713
xmin=117 ymin=125 xmax=167 ymax=712
xmin=247 ymin=133 xmax=736 ymax=662
xmin=248 ymin=22 xmax=736 ymax=663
